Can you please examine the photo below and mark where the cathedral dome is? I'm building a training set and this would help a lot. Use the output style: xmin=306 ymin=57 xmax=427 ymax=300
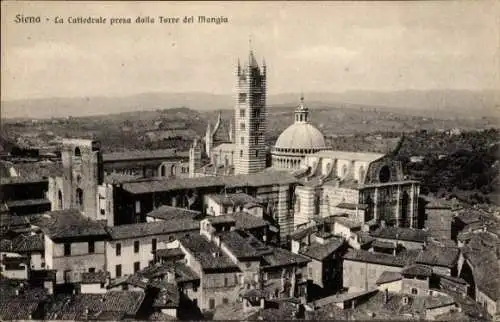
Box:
xmin=275 ymin=122 xmax=326 ymax=150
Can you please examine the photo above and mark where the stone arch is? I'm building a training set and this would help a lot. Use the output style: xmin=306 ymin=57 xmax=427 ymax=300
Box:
xmin=160 ymin=165 xmax=166 ymax=177
xmin=459 ymin=259 xmax=476 ymax=299
xmin=379 ymin=165 xmax=391 ymax=183
xmin=170 ymin=164 xmax=176 ymax=176
xmin=74 ymin=147 xmax=81 ymax=157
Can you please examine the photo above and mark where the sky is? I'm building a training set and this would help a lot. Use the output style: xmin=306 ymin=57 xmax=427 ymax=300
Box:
xmin=1 ymin=1 xmax=499 ymax=101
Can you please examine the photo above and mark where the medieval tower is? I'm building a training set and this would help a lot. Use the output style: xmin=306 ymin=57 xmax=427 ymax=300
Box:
xmin=58 ymin=139 xmax=103 ymax=220
xmin=234 ymin=49 xmax=267 ymax=175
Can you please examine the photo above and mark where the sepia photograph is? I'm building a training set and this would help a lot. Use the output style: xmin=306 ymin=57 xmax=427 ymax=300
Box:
xmin=0 ymin=1 xmax=499 ymax=320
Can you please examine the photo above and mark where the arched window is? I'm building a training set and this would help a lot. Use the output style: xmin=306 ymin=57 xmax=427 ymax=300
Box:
xmin=76 ymin=188 xmax=84 ymax=209
xmin=74 ymin=147 xmax=81 ymax=157
xmin=379 ymin=165 xmax=391 ymax=183
xmin=170 ymin=164 xmax=176 ymax=177
xmin=160 ymin=165 xmax=166 ymax=177
xmin=58 ymin=190 xmax=63 ymax=209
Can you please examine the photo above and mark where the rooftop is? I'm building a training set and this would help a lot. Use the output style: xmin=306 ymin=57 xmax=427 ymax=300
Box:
xmin=376 ymin=271 xmax=403 ymax=285
xmin=300 ymin=237 xmax=345 ymax=261
xmin=219 ymin=230 xmax=274 ymax=260
xmin=102 ymin=149 xmax=189 ymax=162
xmin=138 ymin=261 xmax=199 ymax=284
xmin=33 ymin=209 xmax=108 ymax=241
xmin=402 ymin=264 xmax=433 ymax=277
xmin=146 ymin=205 xmax=201 ymax=221
xmin=107 ymin=218 xmax=199 ymax=240
xmin=232 ymin=212 xmax=269 ymax=230
xmin=122 ymin=169 xmax=297 ymax=195
xmin=0 ymin=298 xmax=41 ymax=320
xmin=344 ymin=249 xmax=419 ymax=267
xmin=332 ymin=216 xmax=363 ymax=229
xmin=261 ymin=245 xmax=310 ymax=269
xmin=207 ymin=192 xmax=262 ymax=208
xmin=46 ymin=291 xmax=145 ymax=320
xmin=152 ymin=282 xmax=179 ymax=309
xmin=2 ymin=233 xmax=45 ymax=253
xmin=5 ymin=198 xmax=51 ymax=208
xmin=370 ymin=226 xmax=429 ymax=243
xmin=416 ymin=245 xmax=459 ymax=268
xmin=461 ymin=232 xmax=499 ymax=301
xmin=290 ymin=225 xmax=317 ymax=241
xmin=179 ymin=234 xmax=240 ymax=272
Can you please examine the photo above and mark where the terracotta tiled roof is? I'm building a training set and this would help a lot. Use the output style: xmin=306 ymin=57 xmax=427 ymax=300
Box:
xmin=34 ymin=209 xmax=108 ymax=241
xmin=146 ymin=205 xmax=201 ymax=221
xmin=46 ymin=291 xmax=145 ymax=320
xmin=102 ymin=149 xmax=189 ymax=162
xmin=370 ymin=227 xmax=428 ymax=243
xmin=122 ymin=170 xmax=297 ymax=194
xmin=402 ymin=264 xmax=432 ymax=277
xmin=300 ymin=238 xmax=345 ymax=261
xmin=0 ymin=299 xmax=41 ymax=320
xmin=376 ymin=271 xmax=403 ymax=285
xmin=107 ymin=219 xmax=199 ymax=240
xmin=416 ymin=245 xmax=459 ymax=268
xmin=179 ymin=234 xmax=240 ymax=272
xmin=207 ymin=193 xmax=262 ymax=207
xmin=344 ymin=249 xmax=419 ymax=267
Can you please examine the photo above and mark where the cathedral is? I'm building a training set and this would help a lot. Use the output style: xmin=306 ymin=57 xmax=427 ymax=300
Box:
xmin=189 ymin=47 xmax=421 ymax=231
xmin=46 ymin=47 xmax=421 ymax=247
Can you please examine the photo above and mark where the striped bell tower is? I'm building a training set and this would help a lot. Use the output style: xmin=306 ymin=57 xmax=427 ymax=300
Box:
xmin=234 ymin=48 xmax=267 ymax=175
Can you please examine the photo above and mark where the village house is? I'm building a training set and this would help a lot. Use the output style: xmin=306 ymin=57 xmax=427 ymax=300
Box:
xmin=342 ymin=248 xmax=420 ymax=291
xmin=106 ymin=218 xmax=199 ymax=279
xmin=32 ymin=209 xmax=108 ymax=284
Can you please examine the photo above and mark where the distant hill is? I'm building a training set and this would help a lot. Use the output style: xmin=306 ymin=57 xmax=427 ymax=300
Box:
xmin=1 ymin=89 xmax=498 ymax=120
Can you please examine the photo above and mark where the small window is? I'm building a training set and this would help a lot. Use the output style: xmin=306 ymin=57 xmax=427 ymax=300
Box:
xmin=168 ymin=236 xmax=174 ymax=242
xmin=209 ymin=298 xmax=215 ymax=310
xmin=222 ymin=298 xmax=229 ymax=305
xmin=411 ymin=288 xmax=418 ymax=295
xmin=152 ymin=238 xmax=157 ymax=252
xmin=134 ymin=261 xmax=140 ymax=273
xmin=224 ymin=277 xmax=228 ymax=287
xmin=240 ymin=109 xmax=245 ymax=117
xmin=134 ymin=241 xmax=140 ymax=253
xmin=240 ymin=150 xmax=243 ymax=158
xmin=241 ymin=137 xmax=245 ymax=145
xmin=64 ymin=243 xmax=71 ymax=256
xmin=100 ymin=282 xmax=105 ymax=288
xmin=255 ymin=150 xmax=258 ymax=157
xmin=88 ymin=241 xmax=95 ymax=254
xmin=116 ymin=264 xmax=122 ymax=277
xmin=116 ymin=243 xmax=121 ymax=256
xmin=240 ymin=123 xmax=246 ymax=130
xmin=135 ymin=201 xmax=141 ymax=214
xmin=149 ymin=260 xmax=154 ymax=266
xmin=89 ymin=267 xmax=95 ymax=273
